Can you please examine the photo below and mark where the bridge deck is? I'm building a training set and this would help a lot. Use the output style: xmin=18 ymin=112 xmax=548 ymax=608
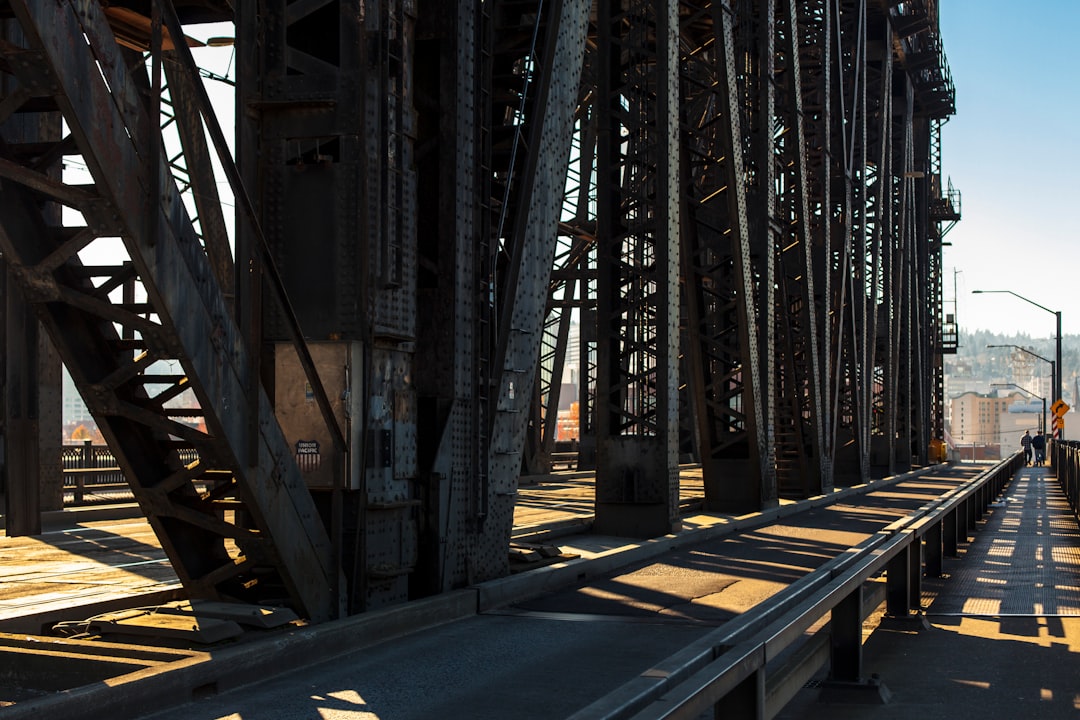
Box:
xmin=0 ymin=468 xmax=708 ymax=632
xmin=5 ymin=461 xmax=1076 ymax=719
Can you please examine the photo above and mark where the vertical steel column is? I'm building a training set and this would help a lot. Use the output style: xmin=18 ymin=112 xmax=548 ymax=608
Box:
xmin=679 ymin=1 xmax=772 ymax=513
xmin=239 ymin=0 xmax=403 ymax=612
xmin=831 ymin=0 xmax=870 ymax=487
xmin=869 ymin=19 xmax=894 ymax=472
xmin=908 ymin=536 xmax=922 ymax=609
xmin=830 ymin=583 xmax=864 ymax=682
xmin=739 ymin=0 xmax=778 ymax=509
xmin=4 ymin=265 xmax=40 ymax=536
xmin=595 ymin=0 xmax=681 ymax=535
xmin=910 ymin=113 xmax=932 ymax=466
xmin=411 ymin=0 xmax=484 ymax=594
xmin=0 ymin=22 xmax=63 ymax=530
xmin=885 ymin=543 xmax=912 ymax=617
xmin=895 ymin=79 xmax=916 ymax=471
xmin=943 ymin=507 xmax=958 ymax=556
xmin=773 ymin=0 xmax=827 ymax=498
xmin=924 ymin=522 xmax=943 ymax=576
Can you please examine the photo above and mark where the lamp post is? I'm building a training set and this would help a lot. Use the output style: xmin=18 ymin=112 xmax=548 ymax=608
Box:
xmin=973 ymin=290 xmax=1062 ymax=437
xmin=986 ymin=344 xmax=1055 ymax=406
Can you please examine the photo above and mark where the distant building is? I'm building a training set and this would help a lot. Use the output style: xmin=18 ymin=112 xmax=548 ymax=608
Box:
xmin=948 ymin=391 xmax=1027 ymax=457
xmin=62 ymin=367 xmax=93 ymax=425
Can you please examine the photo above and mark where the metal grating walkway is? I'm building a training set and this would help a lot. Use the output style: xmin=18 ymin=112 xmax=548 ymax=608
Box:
xmin=928 ymin=466 xmax=1080 ymax=616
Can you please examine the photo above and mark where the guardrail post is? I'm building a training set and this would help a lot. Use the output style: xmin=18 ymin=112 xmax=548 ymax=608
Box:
xmin=924 ymin=522 xmax=942 ymax=576
xmin=943 ymin=509 xmax=958 ymax=556
xmin=961 ymin=497 xmax=973 ymax=540
xmin=908 ymin=538 xmax=922 ymax=609
xmin=830 ymin=584 xmax=863 ymax=682
xmin=73 ymin=439 xmax=93 ymax=504
xmin=722 ymin=667 xmax=764 ymax=720
xmin=886 ymin=544 xmax=911 ymax=617
xmin=1064 ymin=445 xmax=1077 ymax=516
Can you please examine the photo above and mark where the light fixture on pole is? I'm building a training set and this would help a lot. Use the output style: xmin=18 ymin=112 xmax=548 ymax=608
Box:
xmin=973 ymin=290 xmax=1063 ymax=438
xmin=986 ymin=344 xmax=1055 ymax=404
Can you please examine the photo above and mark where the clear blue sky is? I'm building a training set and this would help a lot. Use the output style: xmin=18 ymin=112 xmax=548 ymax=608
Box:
xmin=940 ymin=1 xmax=1080 ymax=338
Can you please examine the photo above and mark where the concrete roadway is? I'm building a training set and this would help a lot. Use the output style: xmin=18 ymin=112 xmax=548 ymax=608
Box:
xmin=0 ymin=470 xmax=705 ymax=633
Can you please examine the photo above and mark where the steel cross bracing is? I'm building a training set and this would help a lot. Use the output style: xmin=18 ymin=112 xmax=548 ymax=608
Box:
xmin=532 ymin=1 xmax=956 ymax=500
xmin=592 ymin=0 xmax=682 ymax=536
xmin=678 ymin=1 xmax=772 ymax=513
xmin=774 ymin=0 xmax=826 ymax=499
xmin=0 ymin=1 xmax=341 ymax=621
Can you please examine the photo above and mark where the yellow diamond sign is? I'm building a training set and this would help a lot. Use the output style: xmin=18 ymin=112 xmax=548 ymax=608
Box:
xmin=1052 ymin=399 xmax=1070 ymax=417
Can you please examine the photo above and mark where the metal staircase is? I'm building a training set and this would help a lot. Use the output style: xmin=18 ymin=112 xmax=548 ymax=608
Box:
xmin=0 ymin=1 xmax=341 ymax=622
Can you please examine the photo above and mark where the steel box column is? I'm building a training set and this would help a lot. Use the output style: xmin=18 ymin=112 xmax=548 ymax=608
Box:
xmin=594 ymin=0 xmax=681 ymax=537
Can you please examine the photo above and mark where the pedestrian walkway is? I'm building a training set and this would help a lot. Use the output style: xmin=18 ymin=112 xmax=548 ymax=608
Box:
xmin=779 ymin=464 xmax=1080 ymax=719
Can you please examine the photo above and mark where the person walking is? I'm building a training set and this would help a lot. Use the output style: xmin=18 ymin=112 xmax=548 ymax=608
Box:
xmin=1021 ymin=430 xmax=1033 ymax=466
xmin=1031 ymin=430 xmax=1046 ymax=466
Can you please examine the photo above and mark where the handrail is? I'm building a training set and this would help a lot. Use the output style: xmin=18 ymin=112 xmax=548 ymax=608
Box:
xmin=570 ymin=455 xmax=1021 ymax=720
xmin=1050 ymin=441 xmax=1080 ymax=521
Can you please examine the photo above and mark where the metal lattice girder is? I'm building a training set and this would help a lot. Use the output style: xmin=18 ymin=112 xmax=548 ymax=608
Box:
xmin=0 ymin=1 xmax=341 ymax=621
xmin=838 ymin=2 xmax=882 ymax=483
xmin=530 ymin=116 xmax=598 ymax=474
xmin=868 ymin=20 xmax=893 ymax=448
xmin=160 ymin=54 xmax=234 ymax=306
xmin=531 ymin=233 xmax=592 ymax=473
xmin=828 ymin=0 xmax=870 ymax=482
xmin=483 ymin=0 xmax=592 ymax=574
xmin=772 ymin=0 xmax=827 ymax=497
xmin=886 ymin=76 xmax=917 ymax=471
xmin=593 ymin=0 xmax=681 ymax=536
xmin=678 ymin=1 xmax=771 ymax=512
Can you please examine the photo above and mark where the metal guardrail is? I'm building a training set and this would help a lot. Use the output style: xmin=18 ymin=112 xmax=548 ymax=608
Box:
xmin=569 ymin=456 xmax=1023 ymax=720
xmin=62 ymin=442 xmax=198 ymax=505
xmin=1050 ymin=441 xmax=1080 ymax=522
xmin=61 ymin=442 xmax=125 ymax=504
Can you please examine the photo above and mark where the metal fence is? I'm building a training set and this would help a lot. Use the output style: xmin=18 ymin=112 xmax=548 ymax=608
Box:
xmin=1050 ymin=440 xmax=1080 ymax=522
xmin=571 ymin=455 xmax=1022 ymax=720
xmin=62 ymin=442 xmax=199 ymax=505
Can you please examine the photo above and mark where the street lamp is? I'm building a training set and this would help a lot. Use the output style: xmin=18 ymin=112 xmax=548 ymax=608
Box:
xmin=991 ymin=382 xmax=1046 ymax=439
xmin=973 ymin=289 xmax=1062 ymax=437
xmin=986 ymin=344 xmax=1055 ymax=404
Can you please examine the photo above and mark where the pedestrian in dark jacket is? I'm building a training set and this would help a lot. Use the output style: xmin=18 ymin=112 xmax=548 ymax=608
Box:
xmin=1031 ymin=430 xmax=1046 ymax=466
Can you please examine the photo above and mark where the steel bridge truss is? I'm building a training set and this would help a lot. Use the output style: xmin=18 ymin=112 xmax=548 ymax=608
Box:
xmin=0 ymin=0 xmax=956 ymax=617
xmin=0 ymin=0 xmax=341 ymax=621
